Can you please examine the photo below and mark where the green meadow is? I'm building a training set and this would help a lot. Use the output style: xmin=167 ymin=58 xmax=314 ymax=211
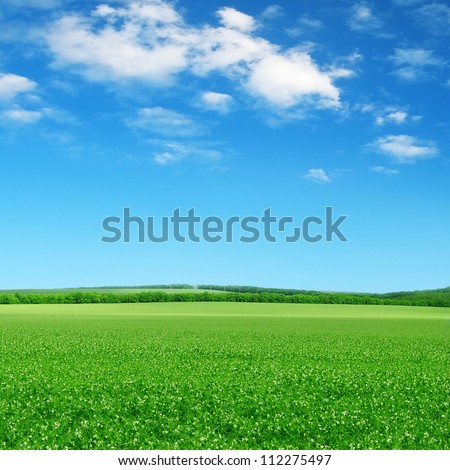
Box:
xmin=1 ymin=303 xmax=448 ymax=450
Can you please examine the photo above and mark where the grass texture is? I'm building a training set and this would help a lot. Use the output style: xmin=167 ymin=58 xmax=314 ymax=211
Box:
xmin=1 ymin=303 xmax=448 ymax=449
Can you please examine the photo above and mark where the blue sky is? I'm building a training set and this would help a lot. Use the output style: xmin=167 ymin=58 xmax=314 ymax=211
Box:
xmin=0 ymin=0 xmax=449 ymax=292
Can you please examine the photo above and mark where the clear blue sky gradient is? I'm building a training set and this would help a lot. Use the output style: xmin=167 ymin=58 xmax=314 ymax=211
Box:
xmin=0 ymin=0 xmax=449 ymax=292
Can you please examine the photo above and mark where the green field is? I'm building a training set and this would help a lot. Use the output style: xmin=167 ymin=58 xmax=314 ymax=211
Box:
xmin=1 ymin=303 xmax=448 ymax=450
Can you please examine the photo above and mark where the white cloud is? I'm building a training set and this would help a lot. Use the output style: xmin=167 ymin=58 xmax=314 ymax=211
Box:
xmin=346 ymin=51 xmax=364 ymax=63
xmin=260 ymin=5 xmax=284 ymax=20
xmin=374 ymin=116 xmax=384 ymax=125
xmin=46 ymin=13 xmax=187 ymax=84
xmin=303 ymin=168 xmax=331 ymax=183
xmin=356 ymin=102 xmax=419 ymax=127
xmin=386 ymin=111 xmax=408 ymax=123
xmin=375 ymin=109 xmax=409 ymax=125
xmin=0 ymin=72 xmax=43 ymax=125
xmin=327 ymin=68 xmax=354 ymax=79
xmin=348 ymin=3 xmax=385 ymax=34
xmin=370 ymin=135 xmax=438 ymax=163
xmin=200 ymin=91 xmax=233 ymax=114
xmin=0 ymin=73 xmax=37 ymax=100
xmin=388 ymin=48 xmax=444 ymax=81
xmin=287 ymin=15 xmax=323 ymax=37
xmin=0 ymin=73 xmax=70 ymax=126
xmin=94 ymin=5 xmax=117 ymax=17
xmin=217 ymin=7 xmax=256 ymax=32
xmin=93 ymin=1 xmax=182 ymax=24
xmin=190 ymin=26 xmax=273 ymax=76
xmin=370 ymin=166 xmax=399 ymax=175
xmin=393 ymin=68 xmax=417 ymax=81
xmin=390 ymin=48 xmax=442 ymax=67
xmin=357 ymin=103 xmax=375 ymax=113
xmin=298 ymin=15 xmax=323 ymax=31
xmin=1 ymin=108 xmax=42 ymax=123
xmin=44 ymin=1 xmax=347 ymax=113
xmin=246 ymin=51 xmax=341 ymax=108
xmin=128 ymin=107 xmax=200 ymax=136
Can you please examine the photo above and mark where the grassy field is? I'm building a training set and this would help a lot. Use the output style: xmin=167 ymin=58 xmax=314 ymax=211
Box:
xmin=1 ymin=303 xmax=448 ymax=450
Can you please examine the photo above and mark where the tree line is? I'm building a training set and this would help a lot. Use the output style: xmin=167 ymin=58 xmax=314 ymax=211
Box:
xmin=0 ymin=288 xmax=449 ymax=307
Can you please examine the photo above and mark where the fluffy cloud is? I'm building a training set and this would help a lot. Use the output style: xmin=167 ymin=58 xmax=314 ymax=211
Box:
xmin=246 ymin=51 xmax=340 ymax=108
xmin=0 ymin=73 xmax=37 ymax=100
xmin=370 ymin=135 xmax=438 ymax=163
xmin=127 ymin=107 xmax=200 ymax=136
xmin=200 ymin=92 xmax=234 ymax=114
xmin=0 ymin=72 xmax=46 ymax=126
xmin=303 ymin=168 xmax=331 ymax=183
xmin=46 ymin=13 xmax=187 ymax=84
xmin=217 ymin=7 xmax=256 ymax=32
xmin=44 ymin=1 xmax=347 ymax=112
xmin=385 ymin=111 xmax=407 ymax=123
xmin=190 ymin=26 xmax=273 ymax=76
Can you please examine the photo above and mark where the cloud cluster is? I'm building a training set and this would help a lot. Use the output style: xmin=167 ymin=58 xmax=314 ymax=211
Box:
xmin=357 ymin=102 xmax=421 ymax=126
xmin=217 ymin=7 xmax=256 ymax=33
xmin=375 ymin=107 xmax=422 ymax=126
xmin=0 ymin=72 xmax=43 ymax=124
xmin=46 ymin=13 xmax=187 ymax=84
xmin=388 ymin=48 xmax=444 ymax=81
xmin=44 ymin=0 xmax=347 ymax=111
xmin=0 ymin=72 xmax=72 ymax=126
xmin=376 ymin=110 xmax=407 ymax=125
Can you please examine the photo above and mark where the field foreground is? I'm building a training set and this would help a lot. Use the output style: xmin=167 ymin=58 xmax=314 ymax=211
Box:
xmin=1 ymin=303 xmax=449 ymax=449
